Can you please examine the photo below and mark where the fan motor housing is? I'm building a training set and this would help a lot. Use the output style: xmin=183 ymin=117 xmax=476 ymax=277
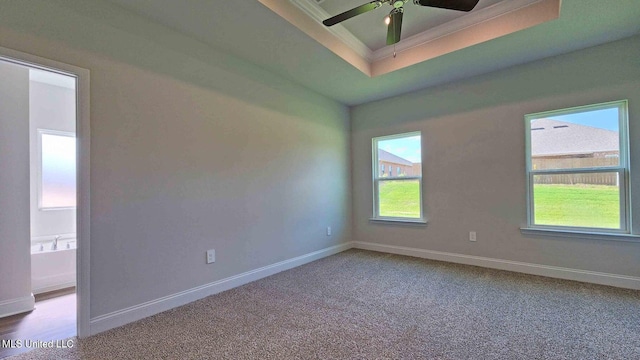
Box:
xmin=392 ymin=1 xmax=407 ymax=8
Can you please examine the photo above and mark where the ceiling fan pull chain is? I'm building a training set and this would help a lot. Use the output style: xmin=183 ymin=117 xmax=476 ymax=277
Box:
xmin=393 ymin=21 xmax=397 ymax=58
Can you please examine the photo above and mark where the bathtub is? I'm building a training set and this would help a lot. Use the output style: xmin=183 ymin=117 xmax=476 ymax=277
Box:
xmin=31 ymin=238 xmax=76 ymax=294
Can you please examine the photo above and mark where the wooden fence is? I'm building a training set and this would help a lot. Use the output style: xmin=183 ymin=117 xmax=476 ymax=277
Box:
xmin=532 ymin=155 xmax=619 ymax=186
xmin=533 ymin=172 xmax=619 ymax=186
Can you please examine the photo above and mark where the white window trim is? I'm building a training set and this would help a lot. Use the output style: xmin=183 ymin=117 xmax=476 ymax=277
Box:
xmin=523 ymin=100 xmax=633 ymax=237
xmin=371 ymin=131 xmax=426 ymax=223
xmin=37 ymin=128 xmax=77 ymax=211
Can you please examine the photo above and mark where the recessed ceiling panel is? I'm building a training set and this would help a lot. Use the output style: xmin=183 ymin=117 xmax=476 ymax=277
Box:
xmin=272 ymin=0 xmax=562 ymax=76
xmin=319 ymin=0 xmax=504 ymax=50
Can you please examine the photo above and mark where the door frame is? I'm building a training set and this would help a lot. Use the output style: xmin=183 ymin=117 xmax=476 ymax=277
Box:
xmin=0 ymin=46 xmax=91 ymax=338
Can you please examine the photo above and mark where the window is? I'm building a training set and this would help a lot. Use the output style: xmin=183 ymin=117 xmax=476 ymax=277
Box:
xmin=525 ymin=100 xmax=629 ymax=232
xmin=372 ymin=132 xmax=423 ymax=221
xmin=39 ymin=130 xmax=76 ymax=209
xmin=397 ymin=167 xmax=401 ymax=175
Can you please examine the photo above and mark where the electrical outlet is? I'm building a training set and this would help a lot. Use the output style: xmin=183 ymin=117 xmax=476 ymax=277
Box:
xmin=469 ymin=231 xmax=477 ymax=242
xmin=327 ymin=226 xmax=332 ymax=236
xmin=206 ymin=249 xmax=215 ymax=264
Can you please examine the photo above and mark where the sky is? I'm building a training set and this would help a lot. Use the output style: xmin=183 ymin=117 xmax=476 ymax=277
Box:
xmin=546 ymin=107 xmax=619 ymax=132
xmin=379 ymin=135 xmax=421 ymax=163
xmin=379 ymin=107 xmax=618 ymax=163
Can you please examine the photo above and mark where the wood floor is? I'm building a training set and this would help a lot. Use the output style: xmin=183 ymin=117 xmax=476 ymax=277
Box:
xmin=0 ymin=288 xmax=76 ymax=359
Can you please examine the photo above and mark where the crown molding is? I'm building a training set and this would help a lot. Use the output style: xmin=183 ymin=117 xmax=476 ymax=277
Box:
xmin=260 ymin=0 xmax=560 ymax=77
xmin=373 ymin=0 xmax=547 ymax=60
xmin=371 ymin=0 xmax=561 ymax=76
xmin=289 ymin=0 xmax=374 ymax=60
xmin=290 ymin=0 xmax=544 ymax=62
xmin=259 ymin=0 xmax=372 ymax=75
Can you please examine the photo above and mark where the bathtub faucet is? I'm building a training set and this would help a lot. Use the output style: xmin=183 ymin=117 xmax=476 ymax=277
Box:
xmin=51 ymin=235 xmax=61 ymax=251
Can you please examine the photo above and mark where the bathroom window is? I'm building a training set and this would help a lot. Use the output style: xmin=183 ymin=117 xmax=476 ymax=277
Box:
xmin=39 ymin=130 xmax=76 ymax=209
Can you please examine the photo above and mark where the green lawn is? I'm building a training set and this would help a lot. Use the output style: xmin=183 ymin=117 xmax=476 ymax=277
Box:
xmin=533 ymin=184 xmax=620 ymax=228
xmin=378 ymin=180 xmax=421 ymax=218
xmin=378 ymin=181 xmax=620 ymax=228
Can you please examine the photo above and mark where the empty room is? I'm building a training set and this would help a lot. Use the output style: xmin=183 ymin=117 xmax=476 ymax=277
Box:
xmin=0 ymin=0 xmax=639 ymax=359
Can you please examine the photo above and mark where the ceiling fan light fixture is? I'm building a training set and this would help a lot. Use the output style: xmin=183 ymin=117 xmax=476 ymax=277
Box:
xmin=322 ymin=0 xmax=480 ymax=44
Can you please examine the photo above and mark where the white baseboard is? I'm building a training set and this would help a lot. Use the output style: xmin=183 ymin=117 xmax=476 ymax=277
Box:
xmin=33 ymin=281 xmax=76 ymax=295
xmin=89 ymin=242 xmax=352 ymax=336
xmin=353 ymin=241 xmax=640 ymax=290
xmin=89 ymin=240 xmax=639 ymax=336
xmin=0 ymin=294 xmax=35 ymax=318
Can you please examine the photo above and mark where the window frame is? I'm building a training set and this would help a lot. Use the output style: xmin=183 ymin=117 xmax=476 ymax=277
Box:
xmin=524 ymin=100 xmax=630 ymax=234
xmin=371 ymin=131 xmax=425 ymax=223
xmin=37 ymin=128 xmax=77 ymax=211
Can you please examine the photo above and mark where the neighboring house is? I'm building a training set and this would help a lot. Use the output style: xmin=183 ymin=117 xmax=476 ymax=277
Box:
xmin=378 ymin=149 xmax=421 ymax=177
xmin=530 ymin=118 xmax=619 ymax=185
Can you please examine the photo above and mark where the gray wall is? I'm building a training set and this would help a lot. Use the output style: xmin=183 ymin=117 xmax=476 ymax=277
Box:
xmin=352 ymin=35 xmax=640 ymax=277
xmin=0 ymin=61 xmax=33 ymax=314
xmin=0 ymin=0 xmax=350 ymax=318
xmin=29 ymin=79 xmax=77 ymax=239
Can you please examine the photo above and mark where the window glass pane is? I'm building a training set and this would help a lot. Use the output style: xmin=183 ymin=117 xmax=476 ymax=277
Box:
xmin=41 ymin=133 xmax=76 ymax=208
xmin=532 ymin=173 xmax=620 ymax=229
xmin=530 ymin=107 xmax=619 ymax=170
xmin=378 ymin=179 xmax=421 ymax=218
xmin=377 ymin=135 xmax=421 ymax=178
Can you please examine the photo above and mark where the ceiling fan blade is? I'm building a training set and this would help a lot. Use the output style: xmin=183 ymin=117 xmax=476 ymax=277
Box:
xmin=322 ymin=1 xmax=382 ymax=27
xmin=386 ymin=9 xmax=404 ymax=45
xmin=413 ymin=0 xmax=480 ymax=12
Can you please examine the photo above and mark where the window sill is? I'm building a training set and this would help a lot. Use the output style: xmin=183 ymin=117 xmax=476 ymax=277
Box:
xmin=40 ymin=207 xmax=77 ymax=211
xmin=520 ymin=227 xmax=640 ymax=243
xmin=369 ymin=217 xmax=428 ymax=225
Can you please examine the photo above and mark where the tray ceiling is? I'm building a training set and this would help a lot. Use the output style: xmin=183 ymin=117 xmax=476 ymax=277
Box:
xmin=263 ymin=0 xmax=561 ymax=76
xmin=316 ymin=0 xmax=505 ymax=51
xmin=103 ymin=0 xmax=640 ymax=105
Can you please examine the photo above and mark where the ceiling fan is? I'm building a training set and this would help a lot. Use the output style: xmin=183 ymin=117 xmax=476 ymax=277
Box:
xmin=322 ymin=0 xmax=481 ymax=46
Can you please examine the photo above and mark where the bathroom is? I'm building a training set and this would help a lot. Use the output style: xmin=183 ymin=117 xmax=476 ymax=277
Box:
xmin=28 ymin=68 xmax=77 ymax=296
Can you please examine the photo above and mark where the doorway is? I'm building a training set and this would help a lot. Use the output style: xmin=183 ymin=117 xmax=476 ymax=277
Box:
xmin=0 ymin=47 xmax=90 ymax=358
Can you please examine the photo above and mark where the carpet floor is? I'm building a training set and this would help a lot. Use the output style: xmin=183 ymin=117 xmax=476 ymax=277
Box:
xmin=8 ymin=249 xmax=640 ymax=359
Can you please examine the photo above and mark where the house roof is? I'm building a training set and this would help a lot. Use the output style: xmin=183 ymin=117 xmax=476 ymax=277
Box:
xmin=378 ymin=149 xmax=413 ymax=166
xmin=530 ymin=118 xmax=619 ymax=157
